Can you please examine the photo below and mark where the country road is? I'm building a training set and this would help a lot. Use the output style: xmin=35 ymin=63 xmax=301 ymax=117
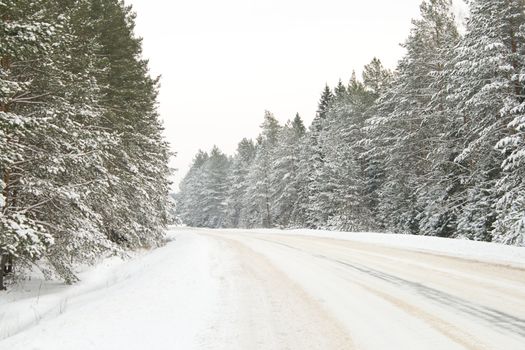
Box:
xmin=1 ymin=228 xmax=524 ymax=350
xmin=201 ymin=230 xmax=525 ymax=350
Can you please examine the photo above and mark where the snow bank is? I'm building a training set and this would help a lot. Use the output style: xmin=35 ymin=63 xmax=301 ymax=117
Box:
xmin=0 ymin=255 xmax=130 ymax=340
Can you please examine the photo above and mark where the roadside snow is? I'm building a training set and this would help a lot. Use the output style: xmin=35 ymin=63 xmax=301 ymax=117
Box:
xmin=0 ymin=231 xmax=219 ymax=349
xmin=0 ymin=254 xmax=129 ymax=340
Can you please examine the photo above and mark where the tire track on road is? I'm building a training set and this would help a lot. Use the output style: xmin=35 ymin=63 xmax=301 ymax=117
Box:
xmin=201 ymin=233 xmax=355 ymax=350
xmin=233 ymin=234 xmax=523 ymax=349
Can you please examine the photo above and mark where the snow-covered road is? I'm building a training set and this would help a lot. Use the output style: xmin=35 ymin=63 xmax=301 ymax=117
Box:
xmin=1 ymin=228 xmax=525 ymax=349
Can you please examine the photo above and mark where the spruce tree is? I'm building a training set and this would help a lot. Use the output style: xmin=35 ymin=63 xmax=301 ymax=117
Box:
xmin=300 ymin=86 xmax=334 ymax=228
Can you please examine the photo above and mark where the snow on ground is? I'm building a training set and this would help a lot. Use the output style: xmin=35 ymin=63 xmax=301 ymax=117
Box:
xmin=216 ymin=227 xmax=525 ymax=268
xmin=202 ymin=228 xmax=525 ymax=349
xmin=0 ymin=232 xmax=220 ymax=349
xmin=0 ymin=227 xmax=524 ymax=350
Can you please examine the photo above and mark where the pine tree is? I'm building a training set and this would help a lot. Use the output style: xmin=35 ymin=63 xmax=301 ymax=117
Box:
xmin=201 ymin=146 xmax=231 ymax=228
xmin=360 ymin=58 xmax=393 ymax=228
xmin=270 ymin=114 xmax=306 ymax=227
xmin=300 ymin=86 xmax=334 ymax=228
xmin=225 ymin=138 xmax=256 ymax=228
xmin=451 ymin=0 xmax=525 ymax=243
xmin=316 ymin=85 xmax=334 ymax=126
xmin=176 ymin=151 xmax=209 ymax=227
xmin=0 ymin=0 xmax=111 ymax=284
xmin=362 ymin=58 xmax=393 ymax=99
xmin=1 ymin=0 xmax=172 ymax=289
xmin=83 ymin=0 xmax=172 ymax=249
xmin=314 ymin=79 xmax=352 ymax=229
xmin=175 ymin=0 xmax=525 ymax=248
xmin=244 ymin=111 xmax=281 ymax=227
xmin=368 ymin=0 xmax=459 ymax=235
xmin=318 ymin=68 xmax=387 ymax=231
xmin=0 ymin=0 xmax=58 ymax=288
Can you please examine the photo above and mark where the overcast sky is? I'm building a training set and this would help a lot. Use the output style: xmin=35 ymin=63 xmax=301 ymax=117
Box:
xmin=124 ymin=0 xmax=467 ymax=190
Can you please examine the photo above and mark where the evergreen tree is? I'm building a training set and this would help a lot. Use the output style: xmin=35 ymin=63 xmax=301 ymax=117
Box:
xmin=244 ymin=111 xmax=281 ymax=227
xmin=201 ymin=146 xmax=231 ymax=228
xmin=451 ymin=0 xmax=525 ymax=242
xmin=300 ymin=86 xmax=334 ymax=228
xmin=176 ymin=0 xmax=525 ymax=248
xmin=1 ymin=0 xmax=172 ymax=289
xmin=176 ymin=151 xmax=209 ymax=227
xmin=361 ymin=58 xmax=393 ymax=228
xmin=319 ymin=68 xmax=387 ymax=230
xmin=83 ymin=0 xmax=172 ymax=249
xmin=225 ymin=139 xmax=256 ymax=228
xmin=315 ymin=85 xmax=334 ymax=126
xmin=1 ymin=0 xmax=58 ymax=287
xmin=270 ymin=115 xmax=306 ymax=227
xmin=369 ymin=0 xmax=459 ymax=235
xmin=362 ymin=58 xmax=393 ymax=99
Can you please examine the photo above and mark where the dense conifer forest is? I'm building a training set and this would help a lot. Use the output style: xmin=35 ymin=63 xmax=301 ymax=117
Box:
xmin=0 ymin=0 xmax=171 ymax=289
xmin=176 ymin=0 xmax=525 ymax=246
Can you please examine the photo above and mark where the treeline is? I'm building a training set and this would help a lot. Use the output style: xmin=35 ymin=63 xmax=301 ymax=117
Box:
xmin=0 ymin=0 xmax=171 ymax=289
xmin=176 ymin=0 xmax=525 ymax=246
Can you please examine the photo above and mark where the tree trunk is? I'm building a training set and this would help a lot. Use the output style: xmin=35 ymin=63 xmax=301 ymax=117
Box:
xmin=1 ymin=54 xmax=11 ymax=213
xmin=1 ymin=17 xmax=12 ymax=292
xmin=0 ymin=254 xmax=7 ymax=291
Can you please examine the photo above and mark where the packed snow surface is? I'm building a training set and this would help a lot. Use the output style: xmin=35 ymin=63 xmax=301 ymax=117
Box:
xmin=1 ymin=227 xmax=524 ymax=349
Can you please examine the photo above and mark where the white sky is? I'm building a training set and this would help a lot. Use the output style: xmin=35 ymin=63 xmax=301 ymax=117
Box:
xmin=124 ymin=0 xmax=468 ymax=190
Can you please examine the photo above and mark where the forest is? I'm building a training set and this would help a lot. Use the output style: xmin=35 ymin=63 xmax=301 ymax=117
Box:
xmin=176 ymin=0 xmax=525 ymax=246
xmin=0 ymin=0 xmax=171 ymax=289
